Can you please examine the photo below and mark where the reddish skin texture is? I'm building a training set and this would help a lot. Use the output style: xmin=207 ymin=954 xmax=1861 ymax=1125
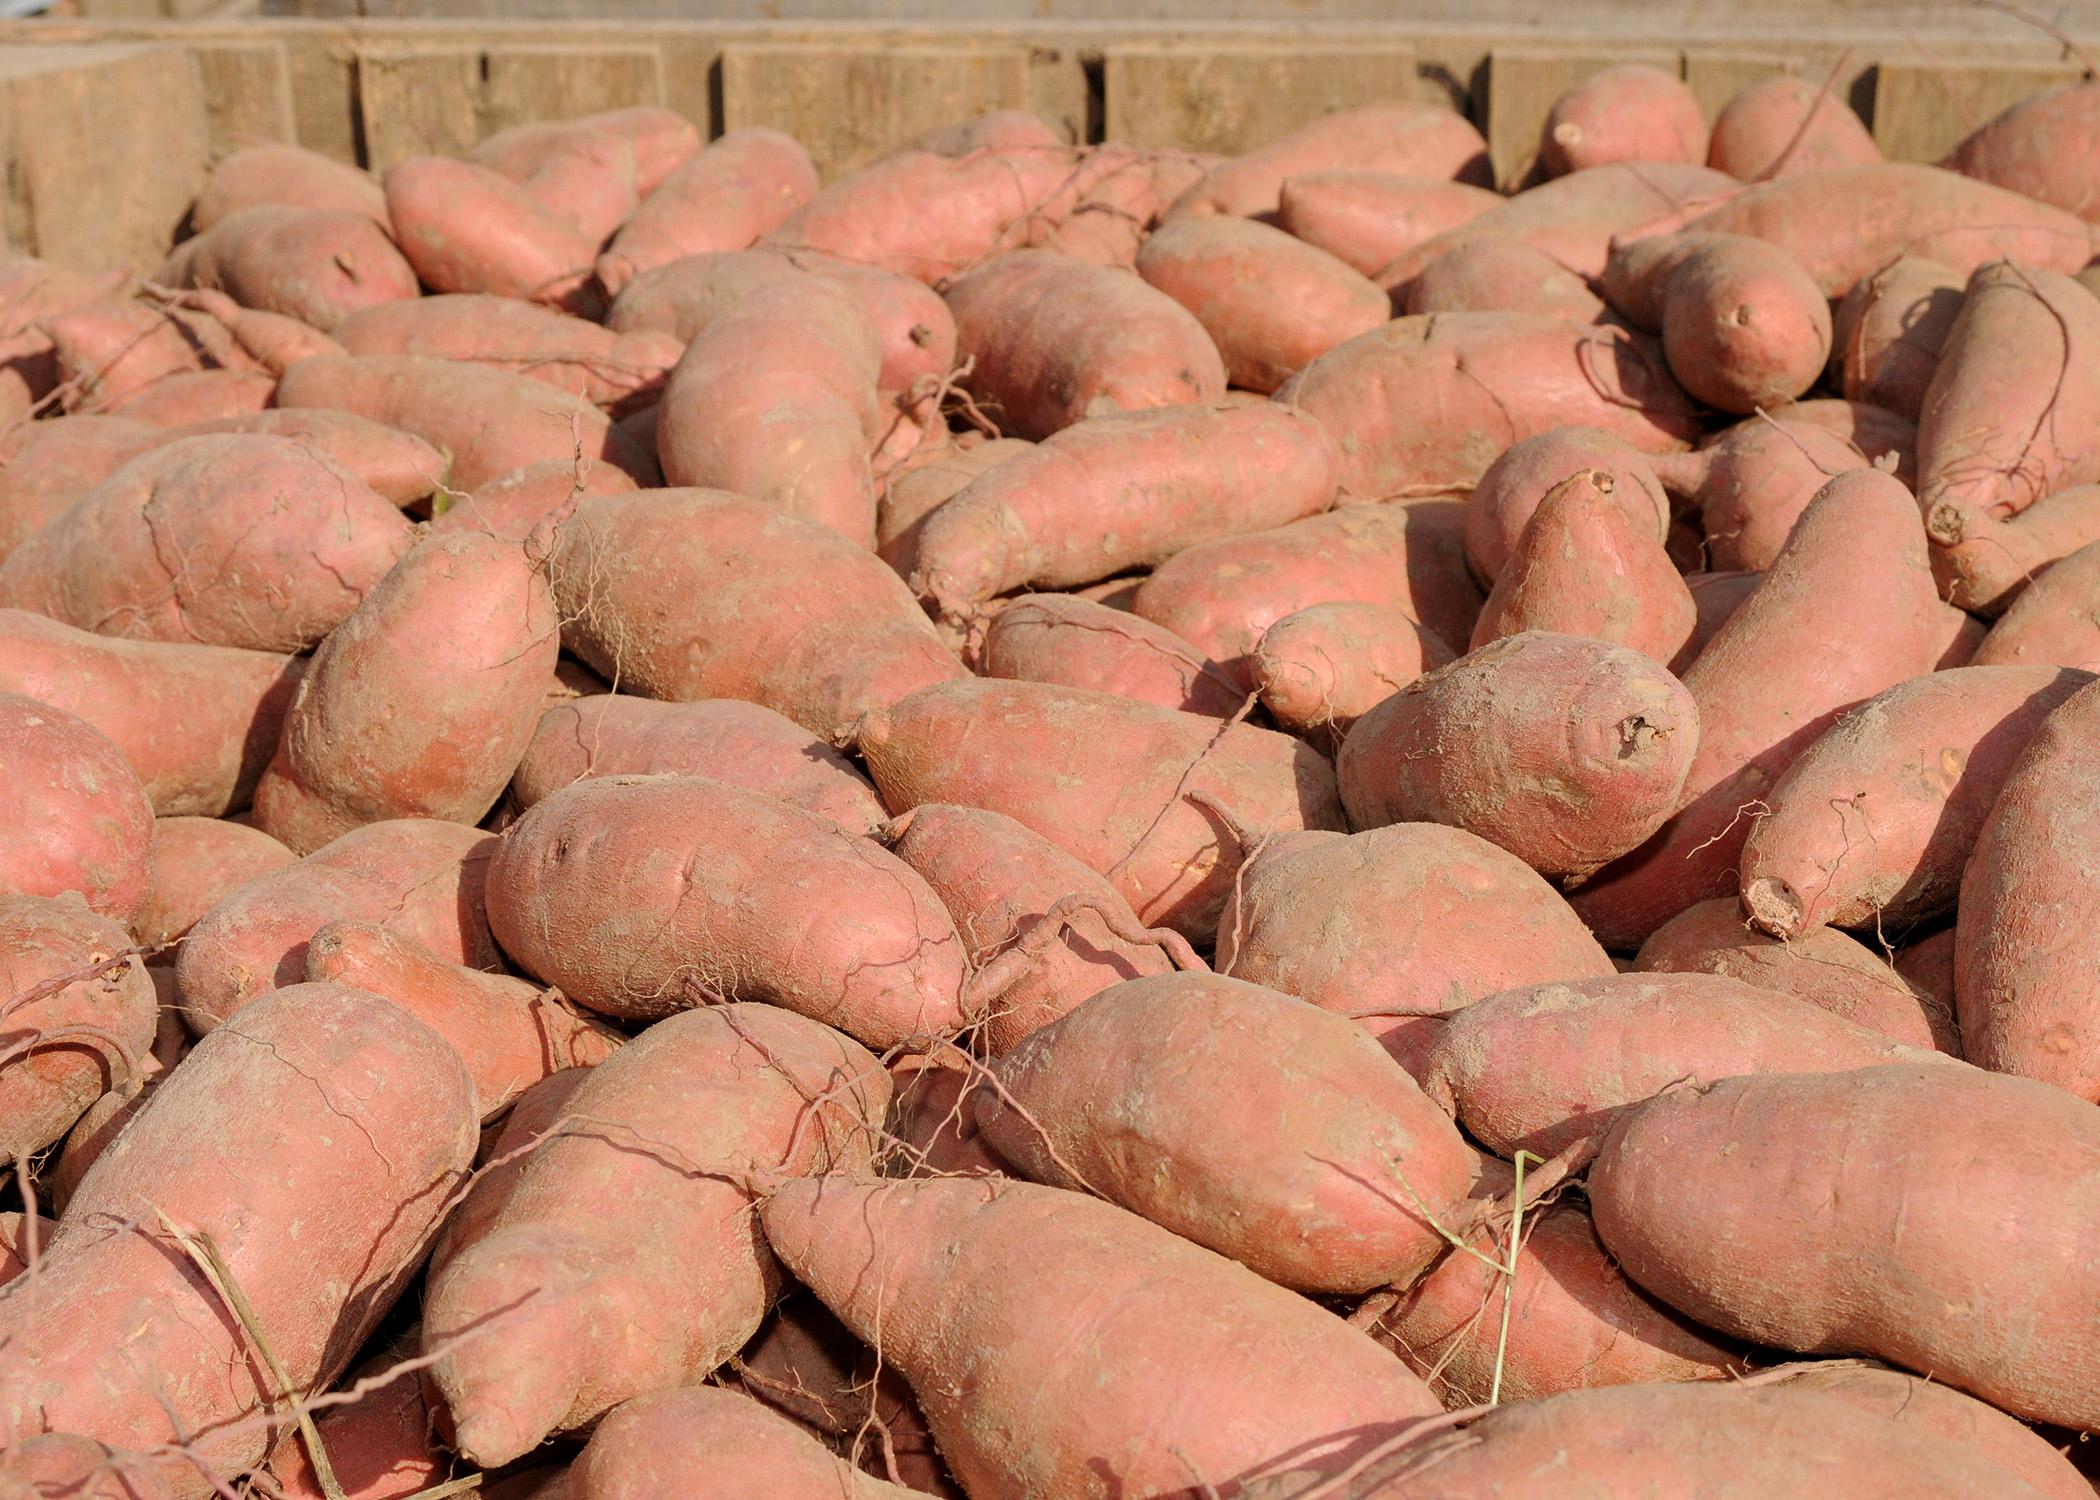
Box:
xmin=136 ymin=816 xmax=295 ymax=948
xmin=1469 ymin=469 xmax=1696 ymax=664
xmin=472 ymin=107 xmax=699 ymax=200
xmin=1652 ymin=416 xmax=1871 ymax=573
xmin=781 ymin=252 xmax=960 ymax=403
xmin=429 ymin=456 xmax=638 ymax=542
xmin=1956 ymin=679 xmax=2100 ymax=1096
xmin=488 ymin=775 xmax=968 ymax=1042
xmin=1655 ymin=237 xmax=1833 ymax=414
xmin=1168 ymin=102 xmax=1493 ymax=219
xmin=1367 ymin=1200 xmax=1744 ymax=1408
xmin=0 ymin=433 xmax=410 ymax=652
xmin=909 ymin=403 xmax=1338 ymax=613
xmin=861 ymin=677 xmax=1344 ymax=942
xmin=0 ymin=610 xmax=304 ymax=818
xmin=0 ymin=1210 xmax=55 ymax=1284
xmin=192 ymin=143 xmax=391 ymax=232
xmin=761 ymin=1174 xmax=1440 ymax=1498
xmin=0 ymin=984 xmax=477 ymax=1500
xmin=605 ymin=246 xmax=802 ymax=340
xmin=1635 ymin=898 xmax=1952 ymax=1053
xmin=1340 ymin=632 xmax=1699 ymax=880
xmin=513 ymin=695 xmax=884 ymax=833
xmin=1972 ymin=535 xmax=2100 ymax=667
xmin=1252 ymin=601 xmax=1456 ymax=735
xmin=177 ymin=290 xmax=347 ymax=376
xmin=267 ymin=1361 xmax=444 ymax=1500
xmin=597 ymin=128 xmax=818 ymax=294
xmin=303 ymin=921 xmax=620 ymax=1117
xmin=0 ymin=1434 xmax=175 ymax=1500
xmin=1537 ymin=65 xmax=1709 ymax=179
xmin=1590 ymin=1064 xmax=2100 ymax=1432
xmin=251 ymin=531 xmax=559 ymax=854
xmin=179 ymin=408 xmax=446 ymax=508
xmin=383 ymin=157 xmax=597 ymax=312
xmin=979 ymin=593 xmax=1245 ymax=718
xmin=43 ymin=298 xmax=232 ymax=411
xmin=1133 ymin=498 xmax=1486 ymax=687
xmin=1416 ymin=973 xmax=1943 ymax=1160
xmin=568 ymin=1387 xmax=920 ymax=1500
xmin=1215 ymin=824 xmax=1613 ymax=1078
xmin=424 ymin=1003 xmax=888 ymax=1467
xmin=172 ymin=817 xmax=498 ymax=1031
xmin=156 ymin=206 xmax=418 ymax=331
xmin=1461 ymin=425 xmax=1670 ymax=586
xmin=1134 ymin=217 xmax=1390 ymax=392
xmin=1769 ymin=396 xmax=1917 ymax=481
xmin=1675 ymin=163 xmax=2095 ymax=297
xmin=1276 ymin=171 xmax=1503 ymax=277
xmin=427 ymin=1066 xmax=590 ymax=1278
xmin=103 ymin=369 xmax=275 ymax=427
xmin=887 ymin=803 xmax=1180 ymax=1055
xmin=888 ymin=1054 xmax=1008 ymax=1180
xmin=1567 ymin=469 xmax=1942 ymax=949
xmin=1945 ymin=81 xmax=2100 ymax=224
xmin=0 ymin=416 xmax=160 ymax=562
xmin=1275 ymin=313 xmax=1698 ymax=500
xmin=981 ymin=973 xmax=1475 ymax=1295
xmin=1404 ymin=238 xmax=1607 ymax=321
xmin=1682 ymin=569 xmax=1761 ymax=661
xmin=333 ymin=295 xmax=678 ymax=412
xmin=1831 ymin=256 xmax=1964 ymax=422
xmin=0 ymin=895 xmax=155 ymax=1166
xmin=1928 ymin=483 xmax=2100 ymax=616
xmin=548 ymin=489 xmax=962 ymax=745
xmin=1894 ymin=927 xmax=1957 ymax=1025
xmin=1739 ymin=665 xmax=2094 ymax=937
xmin=0 ymin=695 xmax=154 ymax=924
xmin=1708 ymin=76 xmax=1884 ymax=179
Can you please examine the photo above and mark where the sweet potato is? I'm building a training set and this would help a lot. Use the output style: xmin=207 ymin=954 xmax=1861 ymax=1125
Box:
xmin=1340 ymin=632 xmax=1699 ymax=879
xmin=886 ymin=1054 xmax=1007 ymax=1184
xmin=40 ymin=296 xmax=232 ymax=411
xmin=1651 ymin=415 xmax=1872 ymax=572
xmin=252 ymin=531 xmax=558 ymax=853
xmin=428 ymin=455 xmax=636 ymax=541
xmin=135 ymin=817 xmax=295 ymax=948
xmin=548 ymin=489 xmax=963 ymax=744
xmin=1769 ymin=395 xmax=1917 ymax=471
xmin=1707 ymin=75 xmax=1884 ymax=180
xmin=1927 ymin=482 xmax=2100 ymax=615
xmin=1403 ymin=238 xmax=1607 ymax=320
xmin=423 ymin=1002 xmax=887 ymax=1465
xmin=1536 ymin=65 xmax=1709 ymax=180
xmin=1168 ymin=103 xmax=1492 ymax=219
xmin=1461 ymin=426 xmax=1671 ymax=585
xmin=1970 ymin=535 xmax=2100 ymax=666
xmin=487 ymin=774 xmax=968 ymax=1042
xmin=384 ymin=156 xmax=598 ymax=312
xmin=1680 ymin=568 xmax=1760 ymax=660
xmin=978 ymin=592 xmax=1245 ymax=717
xmin=596 ymin=128 xmax=818 ymax=295
xmin=861 ymin=677 xmax=1343 ymax=941
xmin=192 ymin=143 xmax=392 ymax=233
xmin=512 ymin=694 xmax=885 ymax=833
xmin=1251 ymin=601 xmax=1455 ymax=735
xmin=1134 ymin=498 xmax=1484 ymax=686
xmin=1588 ymin=1062 xmax=2100 ymax=1431
xmin=0 ymin=1434 xmax=177 ymax=1500
xmin=157 ymin=206 xmax=417 ymax=330
xmin=0 ymin=894 xmax=154 ymax=1166
xmin=1955 ymin=677 xmax=2100 ymax=1096
xmin=0 ymin=694 xmax=154 ymax=924
xmin=0 ymin=610 xmax=304 ymax=817
xmin=1740 ymin=665 xmax=2093 ymax=937
xmin=1830 ymin=256 xmax=1964 ymax=422
xmin=944 ymin=251 xmax=1225 ymax=439
xmin=0 ymin=983 xmax=476 ymax=1497
xmin=0 ymin=416 xmax=159 ymax=562
xmin=180 ymin=407 xmax=445 ymax=507
xmin=1276 ymin=314 xmax=1698 ymax=500
xmin=1417 ymin=973 xmax=1941 ymax=1159
xmin=783 ymin=251 xmax=960 ymax=407
xmin=425 ymin=1065 xmax=590 ymax=1278
xmin=1636 ymin=898 xmax=1953 ymax=1052
xmin=0 ymin=1210 xmax=53 ymax=1285
xmin=1275 ymin=171 xmax=1502 ymax=276
xmin=567 ymin=1387 xmax=919 ymax=1500
xmin=265 ymin=1354 xmax=443 ymax=1500
xmin=173 ymin=817 xmax=497 ymax=1030
xmin=761 ymin=1174 xmax=1440 ymax=1497
xmin=1944 ymin=81 xmax=2100 ymax=224
xmin=472 ymin=106 xmax=699 ymax=201
xmin=1567 ymin=469 xmax=1942 ymax=948
xmin=1894 ymin=925 xmax=1957 ymax=1017
xmin=104 ymin=368 xmax=275 ymax=427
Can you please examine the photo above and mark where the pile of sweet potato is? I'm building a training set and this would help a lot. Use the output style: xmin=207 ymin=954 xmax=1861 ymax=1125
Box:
xmin=6 ymin=62 xmax=2100 ymax=1500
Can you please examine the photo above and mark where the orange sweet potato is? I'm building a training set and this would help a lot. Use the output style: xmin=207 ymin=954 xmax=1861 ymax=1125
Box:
xmin=192 ymin=143 xmax=391 ymax=233
xmin=566 ymin=1387 xmax=919 ymax=1500
xmin=1251 ymin=601 xmax=1455 ymax=735
xmin=1275 ymin=171 xmax=1503 ymax=277
xmin=157 ymin=206 xmax=418 ymax=330
xmin=1970 ymin=535 xmax=2100 ymax=667
xmin=1461 ymin=425 xmax=1672 ymax=585
xmin=1536 ymin=64 xmax=1709 ymax=180
xmin=427 ymin=455 xmax=636 ymax=541
xmin=1926 ymin=482 xmax=2100 ymax=615
xmin=0 ymin=416 xmax=159 ymax=562
xmin=1707 ymin=76 xmax=1884 ymax=180
xmin=0 ymin=1210 xmax=54 ymax=1285
xmin=135 ymin=817 xmax=295 ymax=948
xmin=1944 ymin=80 xmax=2100 ymax=225
xmin=1 ymin=694 xmax=154 ymax=924
xmin=978 ymin=592 xmax=1245 ymax=718
xmin=1650 ymin=415 xmax=1872 ymax=572
xmin=1168 ymin=102 xmax=1492 ymax=219
xmin=265 ymin=1354 xmax=443 ymax=1500
xmin=103 ymin=368 xmax=275 ymax=427
xmin=383 ymin=156 xmax=597 ymax=312
xmin=597 ymin=128 xmax=818 ymax=294
xmin=1403 ymin=238 xmax=1608 ymax=320
xmin=1830 ymin=256 xmax=1964 ymax=422
xmin=180 ymin=408 xmax=445 ymax=507
xmin=472 ymin=106 xmax=699 ymax=201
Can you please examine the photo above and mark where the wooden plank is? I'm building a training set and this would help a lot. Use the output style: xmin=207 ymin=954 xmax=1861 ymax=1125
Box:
xmin=1486 ymin=43 xmax=1683 ymax=188
xmin=1871 ymin=55 xmax=2087 ymax=163
xmin=1102 ymin=41 xmax=1419 ymax=155
xmin=0 ymin=43 xmax=209 ymax=270
xmin=190 ymin=39 xmax=297 ymax=149
xmin=480 ymin=43 xmax=666 ymax=135
xmin=721 ymin=42 xmax=1032 ymax=179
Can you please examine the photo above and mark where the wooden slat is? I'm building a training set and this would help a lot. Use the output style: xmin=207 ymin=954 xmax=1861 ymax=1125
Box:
xmin=190 ymin=38 xmax=297 ymax=149
xmin=480 ymin=43 xmax=666 ymax=135
xmin=356 ymin=43 xmax=481 ymax=170
xmin=721 ymin=42 xmax=1032 ymax=179
xmin=1102 ymin=42 xmax=1419 ymax=155
xmin=1871 ymin=55 xmax=2086 ymax=163
xmin=1485 ymin=43 xmax=1684 ymax=188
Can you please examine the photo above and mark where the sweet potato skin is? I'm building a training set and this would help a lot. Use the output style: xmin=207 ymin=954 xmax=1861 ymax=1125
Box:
xmin=0 ymin=693 xmax=155 ymax=924
xmin=1403 ymin=238 xmax=1607 ymax=320
xmin=1944 ymin=80 xmax=2100 ymax=225
xmin=979 ymin=593 xmax=1245 ymax=718
xmin=136 ymin=817 xmax=296 ymax=948
xmin=1970 ymin=535 xmax=2100 ymax=667
xmin=1462 ymin=426 xmax=1671 ymax=586
xmin=1707 ymin=76 xmax=1883 ymax=179
xmin=157 ymin=205 xmax=418 ymax=330
xmin=1652 ymin=236 xmax=1834 ymax=414
xmin=1168 ymin=102 xmax=1493 ymax=219
xmin=566 ymin=1387 xmax=919 ymax=1500
xmin=1832 ymin=256 xmax=1964 ymax=422
xmin=192 ymin=142 xmax=391 ymax=232
xmin=596 ymin=127 xmax=819 ymax=295
xmin=384 ymin=156 xmax=597 ymax=311
xmin=1275 ymin=171 xmax=1502 ymax=277
xmin=0 ymin=417 xmax=160 ymax=563
xmin=1654 ymin=415 xmax=1871 ymax=573
xmin=1538 ymin=64 xmax=1709 ymax=178
xmin=1252 ymin=601 xmax=1455 ymax=734
xmin=1928 ymin=482 xmax=2100 ymax=616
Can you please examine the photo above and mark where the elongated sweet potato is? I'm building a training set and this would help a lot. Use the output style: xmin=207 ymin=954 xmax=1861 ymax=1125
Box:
xmin=1403 ymin=238 xmax=1607 ymax=320
xmin=193 ymin=142 xmax=391 ymax=233
xmin=1 ymin=694 xmax=154 ymax=924
xmin=1927 ymin=482 xmax=2100 ymax=615
xmin=180 ymin=407 xmax=445 ymax=508
xmin=103 ymin=368 xmax=275 ymax=427
xmin=1169 ymin=103 xmax=1492 ymax=219
xmin=136 ymin=817 xmax=295 ymax=948
xmin=1830 ymin=256 xmax=1964 ymax=422
xmin=1276 ymin=313 xmax=1698 ymax=500
xmin=761 ymin=1174 xmax=1441 ymax=1498
xmin=0 ymin=416 xmax=159 ymax=562
xmin=978 ymin=592 xmax=1244 ymax=717
xmin=1970 ymin=535 xmax=2100 ymax=666
xmin=1536 ymin=64 xmax=1708 ymax=180
xmin=1252 ymin=601 xmax=1454 ymax=735
xmin=1740 ymin=665 xmax=2093 ymax=937
xmin=548 ymin=489 xmax=962 ymax=745
xmin=0 ymin=983 xmax=476 ymax=1498
xmin=1589 ymin=1063 xmax=2100 ymax=1431
xmin=1651 ymin=415 xmax=1872 ymax=572
xmin=1461 ymin=426 xmax=1672 ymax=585
xmin=568 ymin=1387 xmax=919 ymax=1500
xmin=1417 ymin=973 xmax=1942 ymax=1159
xmin=428 ymin=455 xmax=636 ymax=541
xmin=1944 ymin=81 xmax=2100 ymax=225
xmin=597 ymin=128 xmax=818 ymax=295
xmin=41 ymin=296 xmax=233 ymax=412
xmin=472 ymin=106 xmax=699 ymax=201
xmin=1275 ymin=171 xmax=1502 ymax=277
xmin=157 ymin=206 xmax=417 ymax=330
xmin=1340 ymin=632 xmax=1698 ymax=879
xmin=424 ymin=1002 xmax=887 ymax=1465
xmin=861 ymin=677 xmax=1343 ymax=941
xmin=384 ymin=156 xmax=597 ymax=311
xmin=173 ymin=817 xmax=497 ymax=1029
xmin=1707 ymin=75 xmax=1884 ymax=179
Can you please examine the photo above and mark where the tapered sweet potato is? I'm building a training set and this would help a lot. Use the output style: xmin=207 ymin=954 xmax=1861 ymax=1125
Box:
xmin=861 ymin=677 xmax=1344 ymax=941
xmin=136 ymin=817 xmax=295 ymax=948
xmin=1276 ymin=314 xmax=1698 ymax=500
xmin=1536 ymin=65 xmax=1709 ymax=180
xmin=103 ymin=368 xmax=275 ymax=427
xmin=1927 ymin=482 xmax=2100 ymax=616
xmin=1707 ymin=75 xmax=1884 ymax=180
xmin=548 ymin=489 xmax=962 ymax=745
xmin=761 ymin=1174 xmax=1441 ymax=1498
xmin=1740 ymin=665 xmax=2093 ymax=937
xmin=1767 ymin=395 xmax=1916 ymax=478
xmin=597 ymin=128 xmax=818 ymax=295
xmin=1830 ymin=256 xmax=1964 ymax=422
xmin=0 ymin=694 xmax=154 ymax=924
xmin=384 ymin=156 xmax=597 ymax=312
xmin=157 ymin=206 xmax=418 ymax=330
xmin=1944 ymin=81 xmax=2100 ymax=225
xmin=40 ymin=296 xmax=234 ymax=412
xmin=1403 ymin=238 xmax=1607 ymax=320
xmin=173 ymin=817 xmax=497 ymax=1029
xmin=1275 ymin=171 xmax=1502 ymax=276
xmin=1252 ymin=601 xmax=1454 ymax=735
xmin=978 ymin=593 xmax=1245 ymax=717
xmin=1611 ymin=233 xmax=1833 ymax=413
xmin=426 ymin=1065 xmax=590 ymax=1277
xmin=180 ymin=407 xmax=445 ymax=507
xmin=567 ymin=1387 xmax=919 ymax=1500
xmin=1971 ymin=535 xmax=2100 ymax=666
xmin=472 ymin=106 xmax=699 ymax=201
xmin=1461 ymin=426 xmax=1672 ymax=585
xmin=1589 ymin=1063 xmax=2100 ymax=1431
xmin=1168 ymin=102 xmax=1492 ymax=219
xmin=1650 ymin=415 xmax=1872 ymax=572
xmin=193 ymin=142 xmax=391 ymax=233
xmin=424 ymin=1003 xmax=887 ymax=1465
xmin=1417 ymin=973 xmax=1941 ymax=1159
xmin=0 ymin=984 xmax=476 ymax=1498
